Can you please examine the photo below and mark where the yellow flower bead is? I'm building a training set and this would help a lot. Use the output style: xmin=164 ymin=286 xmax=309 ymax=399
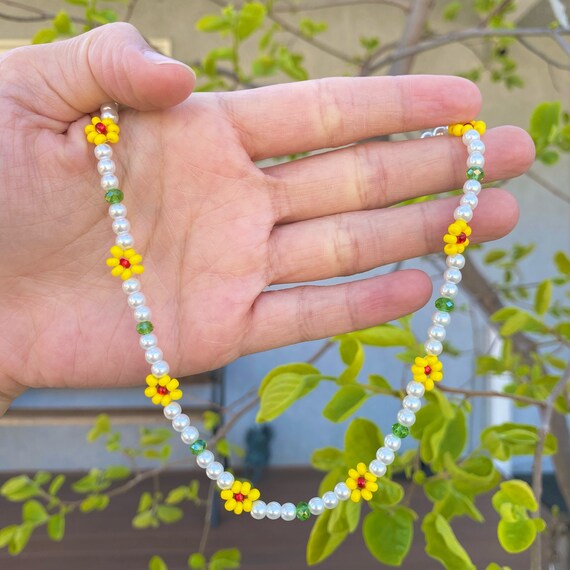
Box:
xmin=345 ymin=462 xmax=377 ymax=503
xmin=220 ymin=479 xmax=260 ymax=515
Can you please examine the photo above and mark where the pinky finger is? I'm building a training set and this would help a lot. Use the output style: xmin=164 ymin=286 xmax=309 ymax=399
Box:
xmin=243 ymin=269 xmax=432 ymax=354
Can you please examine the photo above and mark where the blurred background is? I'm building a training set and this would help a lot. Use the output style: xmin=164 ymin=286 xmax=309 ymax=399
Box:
xmin=0 ymin=1 xmax=569 ymax=569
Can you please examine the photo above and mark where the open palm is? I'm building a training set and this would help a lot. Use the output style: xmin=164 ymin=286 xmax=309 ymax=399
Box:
xmin=0 ymin=23 xmax=534 ymax=409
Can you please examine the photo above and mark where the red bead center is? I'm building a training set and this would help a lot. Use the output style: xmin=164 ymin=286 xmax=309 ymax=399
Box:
xmin=157 ymin=386 xmax=168 ymax=395
xmin=357 ymin=477 xmax=367 ymax=489
xmin=119 ymin=258 xmax=131 ymax=268
xmin=456 ymin=233 xmax=467 ymax=244
xmin=95 ymin=122 xmax=107 ymax=134
xmin=424 ymin=365 xmax=432 ymax=376
xmin=234 ymin=493 xmax=245 ymax=502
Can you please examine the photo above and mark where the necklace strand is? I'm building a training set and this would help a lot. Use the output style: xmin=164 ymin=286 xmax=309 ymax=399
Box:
xmin=85 ymin=103 xmax=486 ymax=522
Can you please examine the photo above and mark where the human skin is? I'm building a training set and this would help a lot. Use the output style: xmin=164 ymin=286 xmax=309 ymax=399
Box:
xmin=0 ymin=23 xmax=535 ymax=416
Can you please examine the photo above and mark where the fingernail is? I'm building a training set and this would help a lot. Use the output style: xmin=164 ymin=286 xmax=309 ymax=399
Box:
xmin=143 ymin=50 xmax=196 ymax=78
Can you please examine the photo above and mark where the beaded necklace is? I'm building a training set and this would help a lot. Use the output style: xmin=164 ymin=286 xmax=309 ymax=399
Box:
xmin=85 ymin=102 xmax=486 ymax=522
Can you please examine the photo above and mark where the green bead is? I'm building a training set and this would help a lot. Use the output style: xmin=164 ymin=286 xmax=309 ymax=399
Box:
xmin=104 ymin=188 xmax=124 ymax=204
xmin=136 ymin=321 xmax=154 ymax=335
xmin=296 ymin=501 xmax=311 ymax=521
xmin=435 ymin=297 xmax=455 ymax=312
xmin=466 ymin=167 xmax=484 ymax=181
xmin=190 ymin=439 xmax=207 ymax=455
xmin=392 ymin=423 xmax=410 ymax=439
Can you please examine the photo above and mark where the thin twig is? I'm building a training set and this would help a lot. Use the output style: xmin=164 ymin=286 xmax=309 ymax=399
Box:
xmin=517 ymin=36 xmax=570 ymax=70
xmin=274 ymin=0 xmax=410 ymax=12
xmin=208 ymin=396 xmax=259 ymax=447
xmin=438 ymin=384 xmax=548 ymax=408
xmin=198 ymin=479 xmax=217 ymax=555
xmin=525 ymin=169 xmax=570 ymax=205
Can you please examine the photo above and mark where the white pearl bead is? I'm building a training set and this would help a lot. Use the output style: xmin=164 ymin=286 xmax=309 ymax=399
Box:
xmin=384 ymin=434 xmax=401 ymax=452
xmin=461 ymin=192 xmax=479 ymax=209
xmin=127 ymin=292 xmax=145 ymax=308
xmin=145 ymin=347 xmax=163 ymax=364
xmin=100 ymin=173 xmax=119 ymax=190
xmin=217 ymin=472 xmax=235 ymax=490
xmin=266 ymin=501 xmax=281 ymax=520
xmin=403 ymin=395 xmax=422 ymax=413
xmin=468 ymin=139 xmax=485 ymax=154
xmin=100 ymin=110 xmax=119 ymax=123
xmin=139 ymin=333 xmax=158 ymax=349
xmin=151 ymin=361 xmax=170 ymax=378
xmin=369 ymin=459 xmax=387 ymax=477
xmin=172 ymin=414 xmax=190 ymax=432
xmin=406 ymin=381 xmax=425 ymax=398
xmin=432 ymin=311 xmax=451 ymax=327
xmin=181 ymin=426 xmax=200 ymax=445
xmin=467 ymin=152 xmax=485 ymax=169
xmin=163 ymin=402 xmax=181 ymax=420
xmin=97 ymin=158 xmax=116 ymax=176
xmin=308 ymin=497 xmax=325 ymax=515
xmin=440 ymin=282 xmax=458 ymax=299
xmin=196 ymin=450 xmax=214 ymax=469
xmin=251 ymin=500 xmax=267 ymax=520
xmin=446 ymin=254 xmax=465 ymax=269
xmin=206 ymin=461 xmax=224 ymax=480
xmin=428 ymin=324 xmax=446 ymax=342
xmin=322 ymin=491 xmax=339 ymax=509
xmin=444 ymin=268 xmax=462 ymax=284
xmin=108 ymin=203 xmax=127 ymax=219
xmin=463 ymin=179 xmax=481 ymax=195
xmin=100 ymin=101 xmax=118 ymax=114
xmin=112 ymin=217 xmax=130 ymax=235
xmin=376 ymin=447 xmax=395 ymax=465
xmin=334 ymin=482 xmax=351 ymax=501
xmin=462 ymin=129 xmax=480 ymax=145
xmin=134 ymin=306 xmax=152 ymax=322
xmin=115 ymin=233 xmax=134 ymax=249
xmin=454 ymin=205 xmax=473 ymax=222
xmin=281 ymin=502 xmax=297 ymax=521
xmin=94 ymin=143 xmax=112 ymax=160
xmin=122 ymin=278 xmax=140 ymax=294
xmin=397 ymin=408 xmax=416 ymax=427
xmin=425 ymin=339 xmax=443 ymax=356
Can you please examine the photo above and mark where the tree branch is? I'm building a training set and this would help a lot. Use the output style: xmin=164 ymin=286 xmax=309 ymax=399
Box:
xmin=370 ymin=27 xmax=570 ymax=73
xmin=438 ymin=384 xmax=548 ymax=408
xmin=516 ymin=36 xmax=570 ymax=71
xmin=526 ymin=168 xmax=570 ymax=205
xmin=274 ymin=0 xmax=410 ymax=13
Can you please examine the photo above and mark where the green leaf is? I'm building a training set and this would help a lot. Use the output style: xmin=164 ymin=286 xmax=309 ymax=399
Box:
xmin=486 ymin=564 xmax=511 ymax=570
xmin=0 ymin=525 xmax=18 ymax=548
xmin=258 ymin=363 xmax=320 ymax=395
xmin=306 ymin=508 xmax=348 ymax=565
xmin=165 ymin=486 xmax=189 ymax=505
xmin=8 ymin=523 xmax=34 ymax=555
xmin=493 ymin=480 xmax=538 ymax=512
xmin=215 ymin=438 xmax=231 ymax=458
xmin=539 ymin=149 xmax=559 ymax=165
xmin=349 ymin=324 xmax=416 ymax=348
xmin=252 ymin=55 xmax=277 ymax=77
xmin=257 ymin=371 xmax=322 ymax=422
xmin=363 ymin=506 xmax=415 ymax=566
xmin=1 ymin=476 xmax=38 ymax=501
xmin=422 ymin=512 xmax=476 ymax=570
xmin=80 ymin=494 xmax=109 ymax=512
xmin=23 ymin=500 xmax=48 ymax=525
xmin=338 ymin=337 xmax=364 ymax=383
xmin=47 ymin=513 xmax=65 ymax=541
xmin=369 ymin=479 xmax=405 ymax=508
xmin=529 ymin=101 xmax=560 ymax=151
xmin=188 ymin=552 xmax=206 ymax=569
xmin=53 ymin=10 xmax=73 ymax=34
xmin=48 ymin=475 xmax=66 ymax=497
xmin=554 ymin=251 xmax=570 ymax=276
xmin=33 ymin=471 xmax=52 ymax=486
xmin=498 ymin=519 xmax=541 ymax=553
xmin=65 ymin=0 xmax=88 ymax=5
xmin=328 ymin=499 xmax=360 ymax=534
xmin=236 ymin=2 xmax=266 ymax=40
xmin=132 ymin=511 xmax=156 ymax=529
xmin=138 ymin=492 xmax=153 ymax=513
xmin=104 ymin=465 xmax=131 ymax=480
xmin=299 ymin=18 xmax=328 ymax=37
xmin=87 ymin=414 xmax=111 ymax=442
xmin=500 ymin=311 xmax=529 ymax=336
xmin=484 ymin=249 xmax=506 ymax=264
xmin=445 ymin=455 xmax=501 ymax=495
xmin=443 ymin=1 xmax=462 ymax=21
xmin=323 ymin=385 xmax=368 ymax=422
xmin=481 ymin=423 xmax=557 ymax=460
xmin=476 ymin=355 xmax=506 ymax=375
xmin=156 ymin=505 xmax=184 ymax=524
xmin=140 ymin=427 xmax=172 ymax=446
xmin=311 ymin=447 xmax=345 ymax=471
xmin=367 ymin=374 xmax=392 ymax=391
xmin=32 ymin=28 xmax=57 ymax=44
xmin=149 ymin=555 xmax=168 ymax=570
xmin=318 ymin=466 xmax=346 ymax=496
xmin=209 ymin=547 xmax=241 ymax=569
xmin=344 ymin=418 xmax=382 ymax=469
xmin=534 ymin=280 xmax=552 ymax=315
xmin=195 ymin=15 xmax=231 ymax=33
xmin=203 ymin=410 xmax=221 ymax=432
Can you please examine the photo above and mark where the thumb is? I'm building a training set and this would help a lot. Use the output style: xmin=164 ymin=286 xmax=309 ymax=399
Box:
xmin=4 ymin=22 xmax=195 ymax=120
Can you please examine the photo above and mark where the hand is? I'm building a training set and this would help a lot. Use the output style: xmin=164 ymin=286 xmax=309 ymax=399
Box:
xmin=0 ymin=23 xmax=534 ymax=411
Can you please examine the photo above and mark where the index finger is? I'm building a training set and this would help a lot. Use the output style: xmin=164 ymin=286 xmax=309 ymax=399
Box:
xmin=219 ymin=75 xmax=482 ymax=160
